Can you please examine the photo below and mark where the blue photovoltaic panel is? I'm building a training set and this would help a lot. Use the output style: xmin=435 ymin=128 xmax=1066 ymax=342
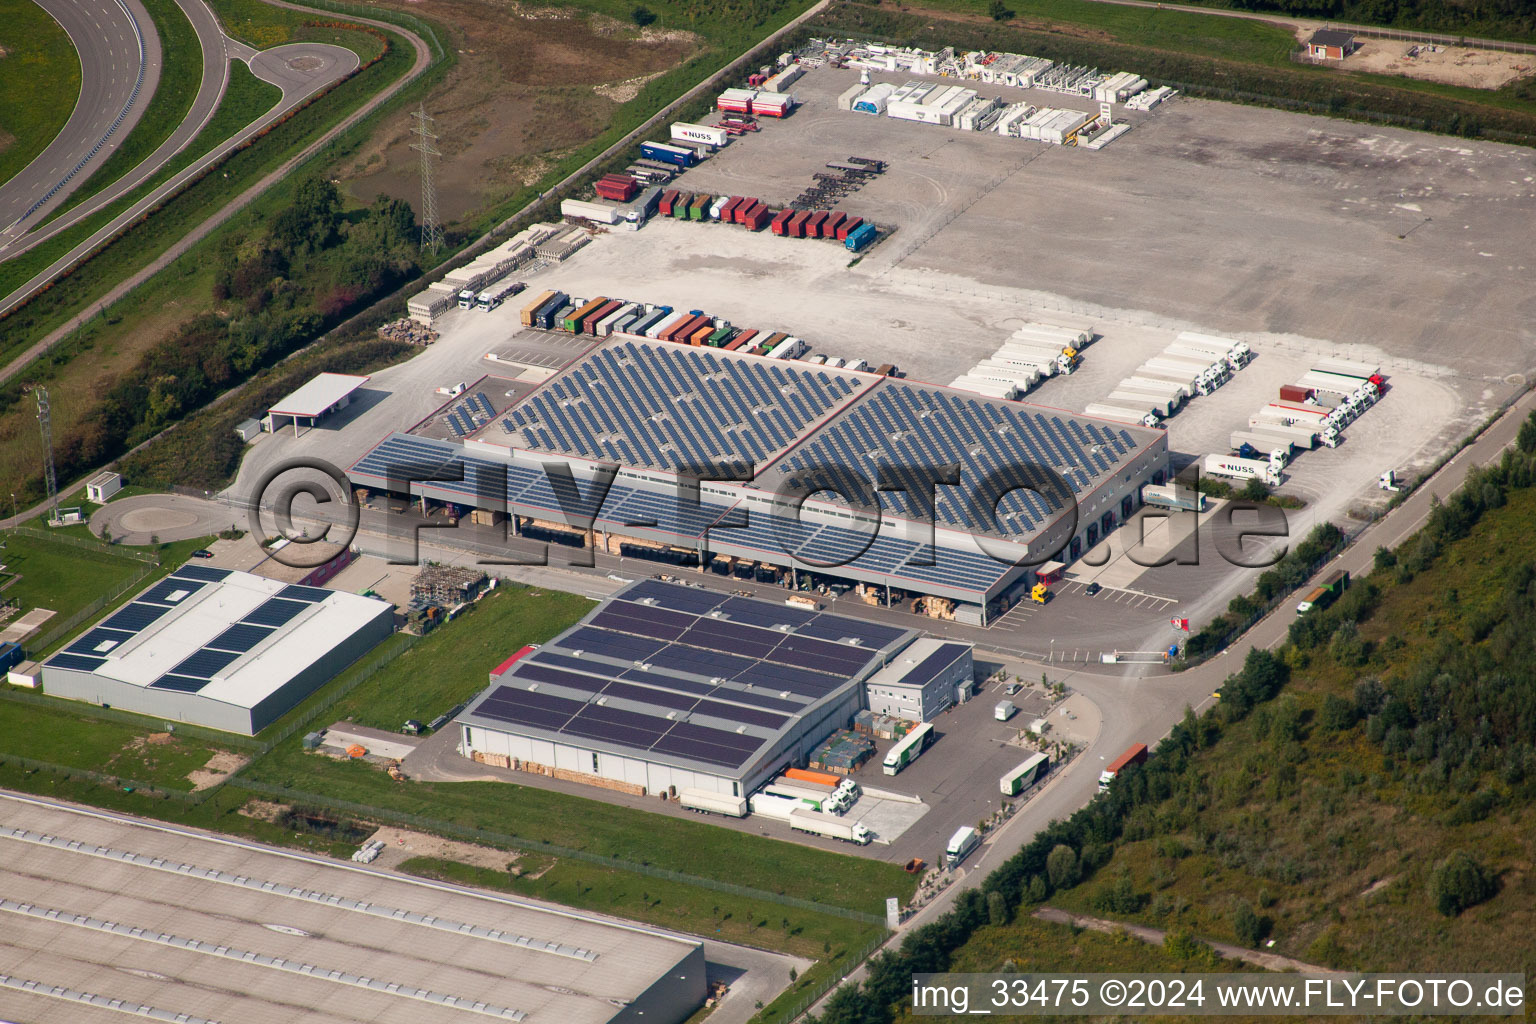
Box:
xmin=793 ymin=614 xmax=908 ymax=648
xmin=559 ymin=626 xmax=667 ymax=664
xmin=515 ymin=662 xmax=609 ymax=695
xmin=648 ymin=644 xmax=756 ymax=680
xmin=101 ymin=601 xmax=173 ymax=633
xmin=602 ymin=679 xmax=698 ymax=713
xmin=619 ymin=667 xmax=716 ymax=695
xmin=139 ymin=578 xmax=207 ymax=605
xmin=276 ymin=584 xmax=330 ymax=603
xmin=716 ymin=597 xmax=815 ymax=629
xmin=706 ymin=684 xmax=806 ymax=712
xmin=170 ymin=564 xmax=233 ymax=583
xmin=169 ymin=648 xmax=242 ymax=679
xmin=151 ymin=674 xmax=211 ymax=693
xmin=475 ymin=686 xmax=584 ymax=731
xmin=624 ymin=579 xmax=724 ymax=614
xmin=587 ymin=606 xmax=688 ymax=641
xmin=242 ymin=598 xmax=309 ymax=628
xmin=205 ymin=623 xmax=277 ymax=654
xmin=732 ymin=662 xmax=842 ymax=697
xmin=902 ymin=642 xmax=970 ymax=686
xmin=675 ymin=623 xmax=779 ymax=660
xmin=45 ymin=652 xmax=108 ymax=672
xmin=65 ymin=627 xmax=136 ymax=656
xmin=691 ymin=698 xmax=787 ymax=730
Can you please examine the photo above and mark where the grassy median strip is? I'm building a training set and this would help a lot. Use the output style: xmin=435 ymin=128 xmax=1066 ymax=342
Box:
xmin=0 ymin=0 xmax=82 ymax=185
xmin=42 ymin=0 xmax=204 ymax=224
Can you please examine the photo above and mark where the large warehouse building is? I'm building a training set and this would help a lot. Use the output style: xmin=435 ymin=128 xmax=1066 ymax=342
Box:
xmin=348 ymin=335 xmax=1169 ymax=623
xmin=0 ymin=793 xmax=708 ymax=1024
xmin=458 ymin=580 xmax=916 ymax=797
xmin=40 ymin=563 xmax=393 ymax=733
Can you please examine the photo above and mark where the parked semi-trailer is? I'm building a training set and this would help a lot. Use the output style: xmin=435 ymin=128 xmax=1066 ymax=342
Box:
xmin=562 ymin=296 xmax=608 ymax=332
xmin=1203 ymin=453 xmax=1282 ymax=486
xmin=767 ymin=336 xmax=805 ymax=359
xmin=1084 ymin=402 xmax=1159 ymax=428
xmin=1099 ymin=743 xmax=1148 ymax=791
xmin=1109 ymin=389 xmax=1177 ymax=418
xmin=789 ymin=809 xmax=872 ymax=845
xmin=519 ymin=289 xmax=559 ymax=327
xmin=532 ymin=293 xmax=568 ymax=329
xmin=846 ymin=222 xmax=878 ymax=251
xmin=945 ymin=826 xmax=980 ymax=867
xmin=583 ymin=300 xmax=623 ymax=336
xmin=748 ymin=792 xmax=805 ymax=821
xmin=678 ymin=788 xmax=748 ymax=817
xmin=725 ymin=328 xmax=757 ymax=351
xmin=883 ymin=722 xmax=934 ymax=775
xmin=1000 ymin=752 xmax=1049 ymax=796
xmin=1296 ymin=568 xmax=1349 ymax=615
xmin=1140 ymin=483 xmax=1206 ymax=513
xmin=645 ymin=311 xmax=688 ymax=339
xmin=763 ymin=783 xmax=825 ymax=811
xmin=640 ymin=141 xmax=697 ymax=167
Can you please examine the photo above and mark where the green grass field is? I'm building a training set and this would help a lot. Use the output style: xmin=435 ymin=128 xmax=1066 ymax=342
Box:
xmin=0 ymin=0 xmax=82 ymax=185
xmin=43 ymin=0 xmax=203 ymax=223
xmin=321 ymin=585 xmax=595 ymax=731
xmin=404 ymin=855 xmax=882 ymax=959
xmin=0 ymin=530 xmax=150 ymax=626
xmin=0 ymin=696 xmax=231 ymax=789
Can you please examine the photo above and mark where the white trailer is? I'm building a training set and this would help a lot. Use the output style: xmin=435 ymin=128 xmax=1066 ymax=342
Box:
xmin=789 ymin=809 xmax=872 ymax=845
xmin=749 ymin=792 xmax=805 ymax=821
xmin=671 ymin=121 xmax=729 ymax=147
xmin=560 ymin=198 xmax=620 ymax=224
xmin=1314 ymin=357 xmax=1380 ymax=379
xmin=679 ymin=788 xmax=748 ymax=817
xmin=1109 ymin=390 xmax=1176 ymax=418
xmin=1147 ymin=354 xmax=1219 ymax=376
xmin=1172 ymin=331 xmax=1243 ymax=358
xmin=974 ymin=359 xmax=1042 ymax=389
xmin=1203 ymin=453 xmax=1282 ymax=486
xmin=1134 ymin=367 xmax=1200 ymax=394
xmin=764 ymin=782 xmax=831 ymax=808
xmin=1122 ymin=376 xmax=1190 ymax=400
xmin=1298 ymin=370 xmax=1376 ymax=396
xmin=1084 ymin=402 xmax=1159 ymax=427
xmin=646 ymin=311 xmax=688 ymax=339
xmin=767 ymin=336 xmax=806 ymax=359
xmin=1112 ymin=383 xmax=1183 ymax=411
xmin=1246 ymin=423 xmax=1318 ymax=450
xmin=988 ymin=351 xmax=1055 ymax=380
xmin=950 ymin=376 xmax=1019 ymax=400
xmin=1012 ymin=323 xmax=1091 ymax=349
xmin=593 ymin=302 xmax=639 ymax=337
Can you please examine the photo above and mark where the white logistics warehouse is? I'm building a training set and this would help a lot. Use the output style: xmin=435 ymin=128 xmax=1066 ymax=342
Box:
xmin=40 ymin=563 xmax=394 ymax=734
xmin=457 ymin=581 xmax=918 ymax=799
xmin=864 ymin=638 xmax=974 ymax=722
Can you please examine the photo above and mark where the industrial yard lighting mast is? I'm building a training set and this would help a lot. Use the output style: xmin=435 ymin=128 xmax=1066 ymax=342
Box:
xmin=35 ymin=386 xmax=60 ymax=524
xmin=410 ymin=104 xmax=444 ymax=257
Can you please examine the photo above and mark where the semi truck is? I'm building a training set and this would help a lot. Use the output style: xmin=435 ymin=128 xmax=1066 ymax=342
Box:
xmin=883 ymin=721 xmax=934 ymax=775
xmin=640 ymin=141 xmax=697 ymax=167
xmin=763 ymin=782 xmax=828 ymax=811
xmin=1140 ymin=483 xmax=1206 ymax=513
xmin=1098 ymin=742 xmax=1148 ymax=791
xmin=678 ymin=787 xmax=748 ymax=817
xmin=999 ymin=751 xmax=1049 ymax=796
xmin=789 ymin=809 xmax=873 ymax=845
xmin=945 ymin=826 xmax=980 ymax=867
xmin=749 ymin=792 xmax=805 ymax=821
xmin=1203 ymin=453 xmax=1282 ymax=487
xmin=1296 ymin=568 xmax=1350 ymax=615
xmin=1084 ymin=402 xmax=1160 ymax=428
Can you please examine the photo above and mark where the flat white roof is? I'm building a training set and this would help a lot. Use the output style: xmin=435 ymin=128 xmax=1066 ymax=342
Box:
xmin=50 ymin=567 xmax=391 ymax=710
xmin=269 ymin=372 xmax=369 ymax=418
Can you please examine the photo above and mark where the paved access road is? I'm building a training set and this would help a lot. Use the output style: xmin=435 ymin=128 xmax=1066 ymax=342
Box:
xmin=807 ymin=384 xmax=1536 ymax=1015
xmin=0 ymin=0 xmax=156 ymax=237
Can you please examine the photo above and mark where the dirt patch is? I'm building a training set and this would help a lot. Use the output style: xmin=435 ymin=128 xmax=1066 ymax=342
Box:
xmin=336 ymin=0 xmax=698 ymax=225
xmin=1298 ymin=32 xmax=1536 ymax=90
xmin=187 ymin=749 xmax=250 ymax=790
xmin=365 ymin=825 xmax=535 ymax=872
xmin=237 ymin=798 xmax=288 ymax=823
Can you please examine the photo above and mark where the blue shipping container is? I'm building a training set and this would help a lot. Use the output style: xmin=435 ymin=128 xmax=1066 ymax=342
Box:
xmin=845 ymin=222 xmax=878 ymax=252
xmin=640 ymin=142 xmax=696 ymax=168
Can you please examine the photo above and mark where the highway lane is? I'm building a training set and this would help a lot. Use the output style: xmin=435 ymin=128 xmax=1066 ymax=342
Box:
xmin=0 ymin=0 xmax=157 ymax=236
xmin=0 ymin=0 xmax=230 ymax=257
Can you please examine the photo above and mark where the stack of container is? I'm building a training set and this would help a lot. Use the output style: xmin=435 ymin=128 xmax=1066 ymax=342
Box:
xmin=595 ymin=174 xmax=639 ymax=202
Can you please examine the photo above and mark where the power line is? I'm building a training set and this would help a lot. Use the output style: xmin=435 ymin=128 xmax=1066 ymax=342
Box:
xmin=35 ymin=387 xmax=59 ymax=524
xmin=409 ymin=104 xmax=444 ymax=257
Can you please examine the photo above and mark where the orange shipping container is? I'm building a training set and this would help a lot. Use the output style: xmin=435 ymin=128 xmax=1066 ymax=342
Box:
xmin=784 ymin=767 xmax=839 ymax=789
xmin=689 ymin=324 xmax=715 ymax=346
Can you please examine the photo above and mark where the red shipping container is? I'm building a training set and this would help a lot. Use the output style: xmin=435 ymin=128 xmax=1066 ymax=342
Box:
xmin=823 ymin=211 xmax=846 ymax=238
xmin=744 ymin=205 xmax=772 ymax=231
xmin=720 ymin=196 xmax=744 ymax=223
xmin=836 ymin=216 xmax=862 ymax=241
xmin=726 ymin=329 xmax=758 ymax=351
xmin=770 ymin=209 xmax=794 ymax=235
xmin=806 ymin=211 xmax=830 ymax=238
xmin=1279 ymin=384 xmax=1313 ymax=403
xmin=787 ymin=210 xmax=812 ymax=238
xmin=584 ymin=300 xmax=623 ymax=336
xmin=666 ymin=315 xmax=707 ymax=343
xmin=734 ymin=198 xmax=756 ymax=224
xmin=659 ymin=189 xmax=679 ymax=216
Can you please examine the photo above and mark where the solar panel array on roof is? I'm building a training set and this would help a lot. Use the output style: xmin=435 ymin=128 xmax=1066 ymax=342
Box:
xmin=769 ymin=382 xmax=1149 ymax=538
xmin=502 ymin=341 xmax=871 ymax=475
xmin=45 ymin=560 xmax=339 ymax=691
xmin=462 ymin=582 xmax=912 ymax=774
xmin=900 ymin=642 xmax=971 ymax=686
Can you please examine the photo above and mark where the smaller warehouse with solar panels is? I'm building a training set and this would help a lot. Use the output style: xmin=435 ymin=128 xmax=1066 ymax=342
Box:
xmin=458 ymin=580 xmax=916 ymax=798
xmin=40 ymin=563 xmax=393 ymax=734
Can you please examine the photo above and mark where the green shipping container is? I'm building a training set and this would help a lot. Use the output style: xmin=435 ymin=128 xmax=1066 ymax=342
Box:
xmin=707 ymin=327 xmax=733 ymax=346
xmin=688 ymin=195 xmax=709 ymax=220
